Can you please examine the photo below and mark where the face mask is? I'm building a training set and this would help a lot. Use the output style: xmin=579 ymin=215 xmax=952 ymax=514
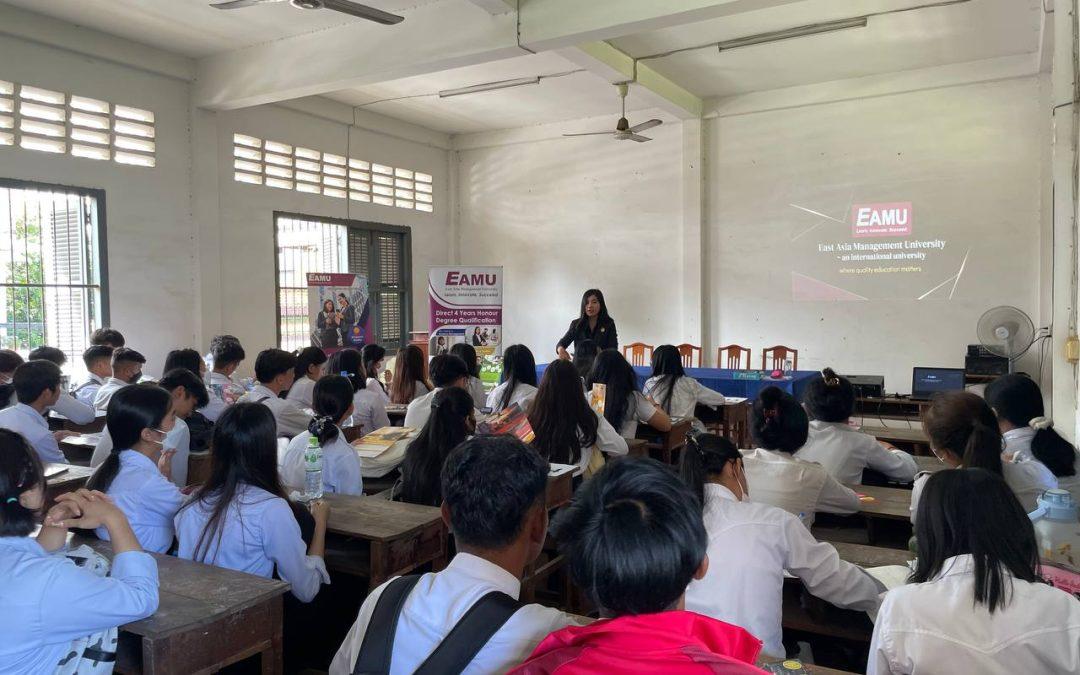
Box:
xmin=128 ymin=372 xmax=142 ymax=384
xmin=145 ymin=428 xmax=169 ymax=446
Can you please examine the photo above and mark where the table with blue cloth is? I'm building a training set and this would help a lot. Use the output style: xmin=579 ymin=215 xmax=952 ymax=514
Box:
xmin=535 ymin=363 xmax=817 ymax=400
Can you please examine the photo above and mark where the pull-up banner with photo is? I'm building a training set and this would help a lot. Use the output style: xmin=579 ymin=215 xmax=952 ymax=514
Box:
xmin=307 ymin=272 xmax=372 ymax=353
xmin=428 ymin=266 xmax=503 ymax=359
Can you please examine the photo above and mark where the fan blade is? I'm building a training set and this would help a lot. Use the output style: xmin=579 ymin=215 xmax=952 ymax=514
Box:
xmin=321 ymin=0 xmax=404 ymax=23
xmin=211 ymin=0 xmax=284 ymax=9
xmin=562 ymin=131 xmax=614 ymax=137
xmin=628 ymin=119 xmax=662 ymax=134
xmin=628 ymin=134 xmax=652 ymax=143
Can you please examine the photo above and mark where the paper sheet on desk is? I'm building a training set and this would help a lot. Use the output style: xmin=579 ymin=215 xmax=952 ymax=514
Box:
xmin=723 ymin=397 xmax=748 ymax=405
xmin=864 ymin=564 xmax=914 ymax=622
xmin=62 ymin=433 xmax=102 ymax=447
xmin=549 ymin=464 xmax=575 ymax=478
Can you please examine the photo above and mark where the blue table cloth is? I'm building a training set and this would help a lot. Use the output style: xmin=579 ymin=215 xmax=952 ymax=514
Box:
xmin=535 ymin=363 xmax=817 ymax=401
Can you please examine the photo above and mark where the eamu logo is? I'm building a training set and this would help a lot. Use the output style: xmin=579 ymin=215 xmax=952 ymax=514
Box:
xmin=850 ymin=203 xmax=913 ymax=238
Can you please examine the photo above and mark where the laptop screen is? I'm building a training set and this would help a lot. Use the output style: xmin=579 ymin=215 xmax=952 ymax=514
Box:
xmin=911 ymin=367 xmax=966 ymax=399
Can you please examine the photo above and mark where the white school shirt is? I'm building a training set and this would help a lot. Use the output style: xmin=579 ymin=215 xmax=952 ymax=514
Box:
xmin=349 ymin=387 xmax=391 ymax=434
xmin=572 ymin=412 xmax=629 ymax=476
xmin=615 ymin=391 xmax=661 ymax=439
xmin=286 ymin=375 xmax=317 ymax=408
xmin=93 ymin=377 xmax=129 ymax=411
xmin=404 ymin=387 xmax=440 ymax=430
xmin=201 ymin=371 xmax=242 ymax=422
xmin=283 ymin=429 xmax=363 ymax=496
xmin=867 ymin=554 xmax=1080 ymax=675
xmin=174 ymin=483 xmax=329 ymax=602
xmin=796 ymin=421 xmax=919 ymax=486
xmin=91 ymin=417 xmax=191 ymax=488
xmin=642 ymin=375 xmax=726 ymax=420
xmin=0 ymin=536 xmax=159 ymax=675
xmin=465 ymin=376 xmax=487 ymax=409
xmin=95 ymin=450 xmax=184 ymax=553
xmin=367 ymin=377 xmax=390 ymax=403
xmin=741 ymin=448 xmax=861 ymax=527
xmin=329 ymin=552 xmax=582 ymax=675
xmin=486 ymin=381 xmax=538 ymax=413
xmin=50 ymin=391 xmax=96 ymax=424
xmin=0 ymin=403 xmax=63 ymax=464
xmin=73 ymin=373 xmax=105 ymax=406
xmin=686 ymin=484 xmax=883 ymax=659
xmin=1005 ymin=427 xmax=1080 ymax=502
xmin=909 ymin=460 xmax=1058 ymax=522
xmin=237 ymin=384 xmax=313 ymax=438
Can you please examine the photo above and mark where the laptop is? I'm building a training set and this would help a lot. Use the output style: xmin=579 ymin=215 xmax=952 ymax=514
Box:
xmin=910 ymin=367 xmax=966 ymax=400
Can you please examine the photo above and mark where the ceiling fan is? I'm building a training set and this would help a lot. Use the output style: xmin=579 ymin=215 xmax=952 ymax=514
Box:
xmin=563 ymin=83 xmax=662 ymax=143
xmin=210 ymin=0 xmax=405 ymax=25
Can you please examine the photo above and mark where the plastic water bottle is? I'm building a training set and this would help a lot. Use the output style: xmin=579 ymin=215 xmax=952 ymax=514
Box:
xmin=304 ymin=435 xmax=323 ymax=501
xmin=783 ymin=358 xmax=793 ymax=376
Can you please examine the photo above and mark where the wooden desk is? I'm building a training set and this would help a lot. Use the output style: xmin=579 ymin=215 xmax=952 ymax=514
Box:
xmin=697 ymin=400 xmax=752 ymax=448
xmin=80 ymin=537 xmax=289 ymax=674
xmin=759 ymin=661 xmax=856 ymax=675
xmin=44 ymin=464 xmax=93 ymax=509
xmin=386 ymin=403 xmax=407 ymax=426
xmin=547 ymin=470 xmax=573 ymax=510
xmin=860 ymin=424 xmax=930 ymax=455
xmin=626 ymin=438 xmax=649 ymax=458
xmin=913 ymin=455 xmax=946 ymax=474
xmin=830 ymin=541 xmax=911 ymax=568
xmin=636 ymin=417 xmax=692 ymax=464
xmin=187 ymin=451 xmax=212 ymax=486
xmin=852 ymin=484 xmax=913 ymax=521
xmin=855 ymin=396 xmax=927 ymax=421
xmin=50 ymin=410 xmax=108 ymax=434
xmin=59 ymin=435 xmax=98 ymax=466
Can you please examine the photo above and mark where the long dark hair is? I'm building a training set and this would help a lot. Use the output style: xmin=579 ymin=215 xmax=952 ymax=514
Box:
xmin=572 ymin=339 xmax=598 ymax=382
xmin=751 ymin=386 xmax=809 ymax=454
xmin=649 ymin=345 xmax=686 ymax=414
xmin=586 ymin=350 xmax=639 ymax=432
xmin=497 ymin=344 xmax=537 ymax=412
xmin=293 ymin=346 xmax=327 ymax=382
xmin=0 ymin=428 xmax=44 ymax=537
xmin=529 ymin=360 xmax=598 ymax=466
xmin=986 ymin=374 xmax=1076 ymax=477
xmin=913 ymin=468 xmax=1042 ymax=613
xmin=399 ymin=387 xmax=474 ymax=506
xmin=309 ymin=375 xmax=353 ymax=445
xmin=361 ymin=344 xmax=387 ymax=393
xmin=327 ymin=348 xmax=366 ymax=392
xmin=390 ymin=345 xmax=431 ymax=404
xmin=923 ymin=391 xmax=1003 ymax=474
xmin=449 ymin=343 xmax=480 ymax=378
xmin=87 ymin=383 xmax=172 ymax=493
xmin=802 ymin=367 xmax=855 ymax=422
xmin=178 ymin=403 xmax=286 ymax=563
xmin=679 ymin=432 xmax=743 ymax=508
xmin=578 ymin=288 xmax=611 ymax=324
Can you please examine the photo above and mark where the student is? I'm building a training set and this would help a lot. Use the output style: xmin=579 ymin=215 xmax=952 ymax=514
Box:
xmin=680 ymin=433 xmax=883 ymax=659
xmin=361 ymin=343 xmax=390 ymax=402
xmin=389 ymin=344 xmax=432 ymax=405
xmin=586 ymin=349 xmax=671 ymax=439
xmin=237 ymin=349 xmax=314 ymax=438
xmin=161 ymin=350 xmax=214 ymax=454
xmin=90 ymin=327 xmax=125 ymax=349
xmin=163 ymin=347 xmax=206 ymax=378
xmin=511 ymin=457 xmax=764 ymax=674
xmin=0 ymin=430 xmax=158 ymax=675
xmin=487 ymin=344 xmax=539 ymax=413
xmin=449 ymin=343 xmax=487 ymax=409
xmin=23 ymin=346 xmax=97 ymax=424
xmin=0 ymin=361 xmax=69 ymax=464
xmin=331 ymin=435 xmax=581 ymax=675
xmin=796 ymin=368 xmax=917 ymax=485
xmin=643 ymin=345 xmax=727 ymax=430
xmin=203 ymin=335 xmax=246 ymax=422
xmin=75 ymin=345 xmax=113 ymax=405
xmin=328 ymin=348 xmax=390 ymax=434
xmin=94 ymin=347 xmax=146 ymax=410
xmin=174 ymin=403 xmax=330 ymax=602
xmin=0 ymin=349 xmax=23 ymax=409
xmin=571 ymin=338 xmax=598 ymax=383
xmin=869 ymin=469 xmax=1080 ymax=674
xmin=403 ymin=354 xmax=473 ymax=430
xmin=986 ymin=373 xmax=1080 ymax=501
xmin=398 ymin=387 xmax=475 ymax=507
xmin=86 ymin=384 xmax=182 ymax=553
xmin=283 ymin=375 xmax=362 ymax=496
xmin=286 ymin=346 xmax=327 ymax=408
xmin=741 ymin=387 xmax=860 ymax=526
xmin=528 ymin=359 xmax=627 ymax=477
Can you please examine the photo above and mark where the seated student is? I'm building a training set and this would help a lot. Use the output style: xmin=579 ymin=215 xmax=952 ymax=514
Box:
xmin=164 ymin=348 xmax=207 ymax=378
xmin=510 ymin=457 xmax=765 ymax=674
xmin=0 ymin=349 xmax=23 ymax=409
xmin=0 ymin=430 xmax=158 ymax=675
xmin=587 ymin=349 xmax=671 ymax=439
xmin=202 ymin=335 xmax=246 ymax=422
xmin=90 ymin=327 xmax=125 ymax=349
xmin=361 ymin=344 xmax=390 ymax=402
xmin=796 ymin=368 xmax=917 ymax=485
xmin=161 ymin=349 xmax=214 ymax=454
xmin=986 ymin=373 xmax=1080 ymax=501
xmin=86 ymin=384 xmax=182 ymax=553
xmin=328 ymin=348 xmax=390 ymax=434
xmin=528 ymin=359 xmax=628 ymax=477
xmin=75 ymin=345 xmax=113 ymax=406
xmin=912 ymin=391 xmax=1056 ymax=519
xmin=741 ymin=387 xmax=860 ymax=527
xmin=94 ymin=347 xmax=146 ymax=410
xmin=237 ymin=349 xmax=314 ymax=438
xmin=404 ymin=354 xmax=473 ymax=430
xmin=643 ymin=344 xmax=726 ymax=430
xmin=488 ymin=344 xmax=539 ymax=413
xmin=286 ymin=346 xmax=327 ymax=408
xmin=389 ymin=344 xmax=432 ymax=405
xmin=680 ymin=433 xmax=883 ymax=659
xmin=174 ymin=403 xmax=330 ymax=602
xmin=450 ymin=343 xmax=487 ymax=409
xmin=571 ymin=338 xmax=598 ymax=383
xmin=398 ymin=387 xmax=475 ymax=506
xmin=26 ymin=346 xmax=96 ymax=425
xmin=869 ymin=469 xmax=1080 ymax=674
xmin=283 ymin=375 xmax=362 ymax=496
xmin=0 ymin=361 xmax=69 ymax=464
xmin=330 ymin=435 xmax=582 ymax=675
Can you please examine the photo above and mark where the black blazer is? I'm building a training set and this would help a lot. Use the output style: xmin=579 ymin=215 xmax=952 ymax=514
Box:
xmin=556 ymin=316 xmax=618 ymax=352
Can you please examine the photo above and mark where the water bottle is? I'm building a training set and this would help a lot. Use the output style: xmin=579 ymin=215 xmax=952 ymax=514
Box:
xmin=783 ymin=358 xmax=793 ymax=376
xmin=1029 ymin=489 xmax=1080 ymax=596
xmin=304 ymin=435 xmax=323 ymax=501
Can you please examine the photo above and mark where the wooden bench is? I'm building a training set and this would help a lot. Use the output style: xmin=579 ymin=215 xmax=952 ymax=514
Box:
xmin=697 ymin=400 xmax=752 ymax=448
xmin=636 ymin=417 xmax=692 ymax=464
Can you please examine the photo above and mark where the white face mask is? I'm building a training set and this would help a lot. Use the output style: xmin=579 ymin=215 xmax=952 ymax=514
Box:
xmin=145 ymin=428 xmax=169 ymax=446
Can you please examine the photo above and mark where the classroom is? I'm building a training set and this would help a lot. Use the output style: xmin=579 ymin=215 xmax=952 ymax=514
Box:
xmin=0 ymin=0 xmax=1079 ymax=674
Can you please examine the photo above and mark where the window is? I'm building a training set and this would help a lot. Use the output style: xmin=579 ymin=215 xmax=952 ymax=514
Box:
xmin=0 ymin=179 xmax=108 ymax=361
xmin=275 ymin=213 xmax=410 ymax=352
xmin=0 ymin=80 xmax=156 ymax=168
xmin=234 ymin=134 xmax=433 ymax=212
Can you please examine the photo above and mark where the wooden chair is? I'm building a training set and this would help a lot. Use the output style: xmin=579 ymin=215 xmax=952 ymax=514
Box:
xmin=717 ymin=344 xmax=752 ymax=370
xmin=762 ymin=345 xmax=799 ymax=372
xmin=622 ymin=342 xmax=654 ymax=367
xmin=675 ymin=344 xmax=702 ymax=368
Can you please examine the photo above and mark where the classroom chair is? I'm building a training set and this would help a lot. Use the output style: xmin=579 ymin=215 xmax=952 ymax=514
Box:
xmin=717 ymin=344 xmax=752 ymax=370
xmin=675 ymin=344 xmax=702 ymax=368
xmin=622 ymin=342 xmax=654 ymax=367
xmin=761 ymin=345 xmax=798 ymax=372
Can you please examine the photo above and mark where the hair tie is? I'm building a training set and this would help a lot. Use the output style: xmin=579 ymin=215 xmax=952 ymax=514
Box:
xmin=1030 ymin=416 xmax=1054 ymax=431
xmin=821 ymin=370 xmax=840 ymax=386
xmin=5 ymin=497 xmax=17 ymax=504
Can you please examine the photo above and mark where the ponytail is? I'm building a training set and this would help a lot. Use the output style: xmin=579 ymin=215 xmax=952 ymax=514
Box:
xmin=678 ymin=432 xmax=742 ymax=508
xmin=0 ymin=429 xmax=43 ymax=537
xmin=327 ymin=348 xmax=366 ymax=392
xmin=802 ymin=366 xmax=855 ymax=423
xmin=961 ymin=420 xmax=1004 ymax=475
xmin=1030 ymin=418 xmax=1078 ymax=477
xmin=309 ymin=415 xmax=340 ymax=445
xmin=310 ymin=375 xmax=353 ymax=444
xmin=751 ymin=386 xmax=809 ymax=454
xmin=924 ymin=391 xmax=1003 ymax=475
xmin=985 ymin=374 xmax=1075 ymax=476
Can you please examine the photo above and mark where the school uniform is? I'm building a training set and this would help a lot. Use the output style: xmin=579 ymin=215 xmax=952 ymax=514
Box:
xmin=283 ymin=429 xmax=363 ymax=496
xmin=0 ymin=403 xmax=64 ymax=464
xmin=0 ymin=536 xmax=159 ymax=675
xmin=405 ymin=387 xmax=479 ymax=431
xmin=93 ymin=377 xmax=129 ymax=411
xmin=329 ymin=552 xmax=583 ymax=675
xmin=614 ymin=391 xmax=661 ymax=439
xmin=572 ymin=413 xmax=628 ymax=477
xmin=174 ymin=483 xmax=329 ymax=602
xmin=349 ymin=387 xmax=391 ymax=434
xmin=643 ymin=375 xmax=726 ymax=427
xmin=90 ymin=417 xmax=191 ymax=488
xmin=741 ymin=448 xmax=861 ymax=527
xmin=286 ymin=376 xmax=317 ymax=408
xmin=74 ymin=372 xmax=105 ymax=406
xmin=50 ymin=391 xmax=96 ymax=424
xmin=367 ymin=377 xmax=390 ymax=403
xmin=95 ymin=450 xmax=184 ymax=553
xmin=395 ymin=379 xmax=430 ymax=405
xmin=465 ymin=376 xmax=487 ymax=409
xmin=486 ymin=381 xmax=538 ymax=413
xmin=796 ymin=421 xmax=918 ymax=485
xmin=909 ymin=460 xmax=1058 ymax=521
xmin=868 ymin=554 xmax=1080 ymax=674
xmin=1005 ymin=427 xmax=1080 ymax=501
xmin=237 ymin=384 xmax=313 ymax=438
xmin=202 ymin=371 xmax=243 ymax=422
xmin=685 ymin=484 xmax=883 ymax=658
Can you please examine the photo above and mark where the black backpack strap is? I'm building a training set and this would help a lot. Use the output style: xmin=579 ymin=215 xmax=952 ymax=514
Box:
xmin=414 ymin=591 xmax=523 ymax=675
xmin=351 ymin=575 xmax=422 ymax=675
